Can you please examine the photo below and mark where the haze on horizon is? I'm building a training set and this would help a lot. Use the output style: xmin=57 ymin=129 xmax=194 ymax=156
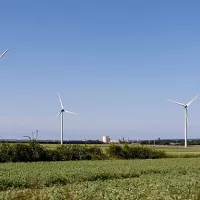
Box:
xmin=1 ymin=1 xmax=200 ymax=141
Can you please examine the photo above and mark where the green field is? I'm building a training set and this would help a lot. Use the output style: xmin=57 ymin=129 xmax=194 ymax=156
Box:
xmin=149 ymin=145 xmax=200 ymax=156
xmin=1 ymin=144 xmax=200 ymax=199
xmin=1 ymin=158 xmax=200 ymax=199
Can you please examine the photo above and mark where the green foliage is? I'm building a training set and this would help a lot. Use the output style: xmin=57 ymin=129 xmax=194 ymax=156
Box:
xmin=0 ymin=141 xmax=48 ymax=162
xmin=56 ymin=145 xmax=89 ymax=160
xmin=106 ymin=144 xmax=166 ymax=159
xmin=56 ymin=145 xmax=105 ymax=161
xmin=11 ymin=143 xmax=32 ymax=162
xmin=45 ymin=149 xmax=61 ymax=161
xmin=0 ymin=142 xmax=106 ymax=162
xmin=0 ymin=143 xmax=13 ymax=162
xmin=105 ymin=144 xmax=124 ymax=158
xmin=86 ymin=145 xmax=106 ymax=160
xmin=0 ymin=143 xmax=166 ymax=163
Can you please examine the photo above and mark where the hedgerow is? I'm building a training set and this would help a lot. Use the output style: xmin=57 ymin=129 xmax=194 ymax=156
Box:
xmin=106 ymin=144 xmax=166 ymax=159
xmin=0 ymin=142 xmax=165 ymax=162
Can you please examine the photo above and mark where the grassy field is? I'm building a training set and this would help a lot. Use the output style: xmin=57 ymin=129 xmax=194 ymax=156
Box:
xmin=1 ymin=158 xmax=200 ymax=199
xmin=1 ymin=144 xmax=200 ymax=199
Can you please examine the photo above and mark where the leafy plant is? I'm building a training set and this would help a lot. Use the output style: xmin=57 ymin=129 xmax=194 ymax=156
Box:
xmin=106 ymin=144 xmax=166 ymax=159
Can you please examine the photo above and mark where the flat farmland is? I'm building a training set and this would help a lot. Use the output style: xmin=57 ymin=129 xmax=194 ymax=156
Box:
xmin=149 ymin=145 xmax=200 ymax=157
xmin=1 ymin=158 xmax=200 ymax=199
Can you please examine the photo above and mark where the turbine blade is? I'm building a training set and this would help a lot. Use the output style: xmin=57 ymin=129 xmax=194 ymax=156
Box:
xmin=166 ymin=99 xmax=185 ymax=106
xmin=0 ymin=48 xmax=9 ymax=59
xmin=187 ymin=94 xmax=200 ymax=107
xmin=53 ymin=112 xmax=61 ymax=121
xmin=58 ymin=93 xmax=64 ymax=109
xmin=64 ymin=110 xmax=78 ymax=115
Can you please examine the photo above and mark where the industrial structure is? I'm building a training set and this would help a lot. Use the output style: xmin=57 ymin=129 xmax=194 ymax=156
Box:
xmin=102 ymin=136 xmax=110 ymax=144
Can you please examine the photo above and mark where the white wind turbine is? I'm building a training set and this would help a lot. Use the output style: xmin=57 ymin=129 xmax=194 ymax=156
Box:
xmin=0 ymin=49 xmax=9 ymax=59
xmin=53 ymin=93 xmax=78 ymax=145
xmin=166 ymin=94 xmax=200 ymax=148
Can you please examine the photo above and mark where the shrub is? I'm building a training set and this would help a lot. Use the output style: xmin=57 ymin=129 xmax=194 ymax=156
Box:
xmin=0 ymin=143 xmax=166 ymax=162
xmin=0 ymin=141 xmax=48 ymax=162
xmin=56 ymin=145 xmax=89 ymax=161
xmin=11 ymin=143 xmax=32 ymax=162
xmin=86 ymin=146 xmax=106 ymax=160
xmin=106 ymin=144 xmax=124 ymax=158
xmin=28 ymin=141 xmax=47 ymax=161
xmin=106 ymin=144 xmax=166 ymax=159
xmin=0 ymin=143 xmax=14 ymax=162
xmin=56 ymin=145 xmax=105 ymax=161
xmin=45 ymin=149 xmax=61 ymax=161
xmin=10 ymin=141 xmax=47 ymax=162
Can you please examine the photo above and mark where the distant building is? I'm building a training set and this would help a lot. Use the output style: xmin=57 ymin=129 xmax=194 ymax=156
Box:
xmin=102 ymin=136 xmax=110 ymax=144
xmin=110 ymin=140 xmax=120 ymax=144
xmin=170 ymin=142 xmax=181 ymax=146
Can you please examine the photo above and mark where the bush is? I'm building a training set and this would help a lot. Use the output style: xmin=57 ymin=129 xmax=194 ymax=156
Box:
xmin=0 ymin=143 xmax=166 ymax=162
xmin=11 ymin=141 xmax=47 ymax=162
xmin=0 ymin=141 xmax=48 ymax=162
xmin=86 ymin=146 xmax=106 ymax=160
xmin=106 ymin=144 xmax=124 ymax=158
xmin=11 ymin=143 xmax=32 ymax=162
xmin=106 ymin=144 xmax=166 ymax=159
xmin=56 ymin=145 xmax=88 ymax=161
xmin=56 ymin=145 xmax=105 ymax=161
xmin=0 ymin=143 xmax=14 ymax=162
xmin=45 ymin=149 xmax=61 ymax=161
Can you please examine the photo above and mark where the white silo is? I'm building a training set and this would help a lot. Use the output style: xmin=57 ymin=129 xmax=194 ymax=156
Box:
xmin=103 ymin=136 xmax=110 ymax=143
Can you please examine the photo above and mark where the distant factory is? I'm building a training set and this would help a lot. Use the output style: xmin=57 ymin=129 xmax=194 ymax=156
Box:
xmin=102 ymin=136 xmax=120 ymax=144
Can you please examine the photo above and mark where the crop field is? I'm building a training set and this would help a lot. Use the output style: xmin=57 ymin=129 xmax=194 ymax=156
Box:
xmin=1 ymin=158 xmax=200 ymax=199
xmin=149 ymin=145 xmax=200 ymax=157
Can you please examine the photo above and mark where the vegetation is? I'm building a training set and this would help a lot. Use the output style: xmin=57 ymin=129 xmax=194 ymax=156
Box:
xmin=2 ymin=142 xmax=200 ymax=199
xmin=140 ymin=139 xmax=200 ymax=145
xmin=3 ymin=138 xmax=200 ymax=145
xmin=0 ymin=142 xmax=165 ymax=162
xmin=106 ymin=144 xmax=166 ymax=159
xmin=1 ymin=159 xmax=200 ymax=199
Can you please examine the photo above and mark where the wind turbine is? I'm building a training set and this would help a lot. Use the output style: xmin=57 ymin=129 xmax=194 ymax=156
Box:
xmin=166 ymin=94 xmax=199 ymax=148
xmin=53 ymin=93 xmax=78 ymax=145
xmin=0 ymin=49 xmax=9 ymax=59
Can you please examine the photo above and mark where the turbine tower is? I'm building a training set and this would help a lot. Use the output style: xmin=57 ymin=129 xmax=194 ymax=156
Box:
xmin=166 ymin=94 xmax=199 ymax=148
xmin=0 ymin=49 xmax=9 ymax=59
xmin=54 ymin=93 xmax=78 ymax=145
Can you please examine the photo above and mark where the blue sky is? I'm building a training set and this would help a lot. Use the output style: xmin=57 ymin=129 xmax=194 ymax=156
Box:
xmin=1 ymin=1 xmax=200 ymax=140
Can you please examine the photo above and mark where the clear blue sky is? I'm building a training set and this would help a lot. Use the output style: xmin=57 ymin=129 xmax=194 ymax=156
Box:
xmin=1 ymin=1 xmax=200 ymax=140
